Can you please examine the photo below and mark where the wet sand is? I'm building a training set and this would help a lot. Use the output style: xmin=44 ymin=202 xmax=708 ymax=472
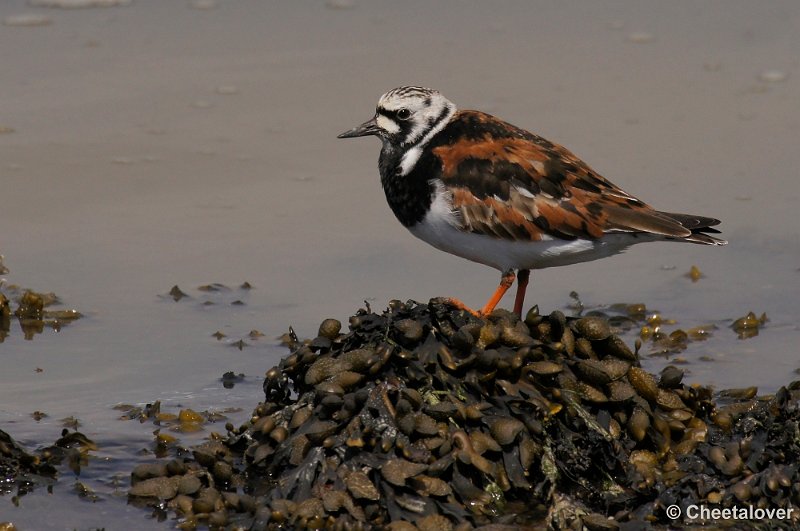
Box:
xmin=1 ymin=0 xmax=799 ymax=528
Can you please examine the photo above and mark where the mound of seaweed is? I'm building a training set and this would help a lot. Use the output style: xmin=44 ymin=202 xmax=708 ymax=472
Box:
xmin=129 ymin=300 xmax=800 ymax=530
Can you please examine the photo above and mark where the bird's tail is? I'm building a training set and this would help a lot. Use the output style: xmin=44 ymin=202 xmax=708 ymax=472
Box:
xmin=658 ymin=211 xmax=727 ymax=245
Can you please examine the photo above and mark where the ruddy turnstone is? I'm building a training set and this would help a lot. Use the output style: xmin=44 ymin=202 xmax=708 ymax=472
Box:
xmin=338 ymin=86 xmax=726 ymax=317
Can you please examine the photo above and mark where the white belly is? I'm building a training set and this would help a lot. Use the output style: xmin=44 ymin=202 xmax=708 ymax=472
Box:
xmin=408 ymin=186 xmax=655 ymax=272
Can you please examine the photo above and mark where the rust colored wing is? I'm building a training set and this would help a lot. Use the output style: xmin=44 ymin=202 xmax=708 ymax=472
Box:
xmin=430 ymin=110 xmax=721 ymax=243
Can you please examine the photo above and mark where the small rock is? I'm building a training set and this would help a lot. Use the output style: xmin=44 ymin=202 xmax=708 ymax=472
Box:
xmin=131 ymin=463 xmax=168 ymax=482
xmin=129 ymin=476 xmax=179 ymax=499
xmin=177 ymin=474 xmax=202 ymax=496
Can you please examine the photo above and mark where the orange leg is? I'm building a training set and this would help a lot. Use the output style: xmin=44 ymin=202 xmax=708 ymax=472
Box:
xmin=513 ymin=269 xmax=530 ymax=317
xmin=442 ymin=297 xmax=482 ymax=318
xmin=443 ymin=270 xmax=516 ymax=318
xmin=480 ymin=270 xmax=516 ymax=316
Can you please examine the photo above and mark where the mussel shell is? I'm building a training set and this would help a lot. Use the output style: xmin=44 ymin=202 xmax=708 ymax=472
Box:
xmin=655 ymin=389 xmax=687 ymax=411
xmin=577 ymin=382 xmax=608 ymax=403
xmin=488 ymin=417 xmax=526 ymax=446
xmin=572 ymin=316 xmax=611 ymax=341
xmin=659 ymin=366 xmax=684 ymax=389
xmin=528 ymin=360 xmax=563 ymax=375
xmin=345 ymin=470 xmax=380 ymax=501
xmin=628 ymin=367 xmax=660 ymax=403
xmin=317 ymin=318 xmax=341 ymax=340
xmin=607 ymin=380 xmax=637 ymax=402
xmin=381 ymin=459 xmax=428 ymax=486
xmin=599 ymin=335 xmax=638 ymax=361
xmin=627 ymin=407 xmax=650 ymax=442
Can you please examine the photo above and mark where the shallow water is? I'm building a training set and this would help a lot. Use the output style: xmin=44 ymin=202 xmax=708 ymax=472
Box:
xmin=1 ymin=0 xmax=799 ymax=528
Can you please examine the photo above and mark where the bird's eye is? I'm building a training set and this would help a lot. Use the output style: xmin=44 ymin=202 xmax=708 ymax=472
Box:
xmin=396 ymin=108 xmax=412 ymax=120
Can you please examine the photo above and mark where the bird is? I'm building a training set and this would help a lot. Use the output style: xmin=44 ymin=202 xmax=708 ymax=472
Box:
xmin=337 ymin=86 xmax=726 ymax=318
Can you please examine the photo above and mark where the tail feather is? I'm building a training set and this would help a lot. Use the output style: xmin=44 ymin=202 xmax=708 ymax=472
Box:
xmin=659 ymin=211 xmax=727 ymax=246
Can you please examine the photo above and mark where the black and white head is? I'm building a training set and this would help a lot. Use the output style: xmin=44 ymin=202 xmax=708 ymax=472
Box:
xmin=338 ymin=86 xmax=457 ymax=149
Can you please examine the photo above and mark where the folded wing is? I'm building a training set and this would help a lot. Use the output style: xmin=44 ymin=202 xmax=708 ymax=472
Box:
xmin=432 ymin=111 xmax=725 ymax=246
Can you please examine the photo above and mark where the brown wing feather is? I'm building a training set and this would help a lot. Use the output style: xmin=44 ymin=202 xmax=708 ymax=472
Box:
xmin=450 ymin=186 xmax=547 ymax=241
xmin=434 ymin=110 xmax=719 ymax=243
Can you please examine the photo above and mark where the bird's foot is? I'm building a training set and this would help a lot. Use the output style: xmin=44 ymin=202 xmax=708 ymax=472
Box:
xmin=436 ymin=297 xmax=483 ymax=318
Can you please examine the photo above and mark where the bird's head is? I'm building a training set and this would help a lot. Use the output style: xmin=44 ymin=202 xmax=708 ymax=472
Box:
xmin=338 ymin=86 xmax=456 ymax=148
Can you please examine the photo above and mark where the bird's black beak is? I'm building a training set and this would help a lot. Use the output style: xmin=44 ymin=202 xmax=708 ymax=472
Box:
xmin=337 ymin=116 xmax=380 ymax=139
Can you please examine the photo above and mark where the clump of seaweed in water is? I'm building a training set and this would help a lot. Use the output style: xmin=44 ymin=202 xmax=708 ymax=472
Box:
xmin=0 ymin=257 xmax=82 ymax=341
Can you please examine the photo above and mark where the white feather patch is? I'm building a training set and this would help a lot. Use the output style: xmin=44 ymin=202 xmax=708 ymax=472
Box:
xmin=376 ymin=115 xmax=399 ymax=134
xmin=399 ymin=146 xmax=422 ymax=176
